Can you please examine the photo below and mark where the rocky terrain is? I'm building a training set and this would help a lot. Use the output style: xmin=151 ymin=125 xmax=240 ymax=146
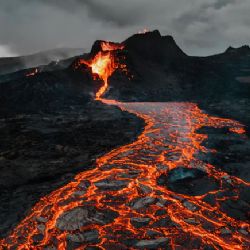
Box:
xmin=0 ymin=100 xmax=144 ymax=237
xmin=1 ymin=102 xmax=248 ymax=249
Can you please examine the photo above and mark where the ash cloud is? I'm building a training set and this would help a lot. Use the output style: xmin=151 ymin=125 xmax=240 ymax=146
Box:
xmin=0 ymin=0 xmax=249 ymax=57
xmin=0 ymin=44 xmax=17 ymax=57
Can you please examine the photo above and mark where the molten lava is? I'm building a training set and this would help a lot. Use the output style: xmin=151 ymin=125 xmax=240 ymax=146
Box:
xmin=84 ymin=51 xmax=114 ymax=99
xmin=81 ymin=41 xmax=125 ymax=99
xmin=101 ymin=41 xmax=124 ymax=52
xmin=26 ymin=68 xmax=38 ymax=77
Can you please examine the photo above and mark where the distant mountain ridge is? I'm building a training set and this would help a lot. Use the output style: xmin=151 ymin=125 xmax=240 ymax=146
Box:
xmin=0 ymin=48 xmax=85 ymax=76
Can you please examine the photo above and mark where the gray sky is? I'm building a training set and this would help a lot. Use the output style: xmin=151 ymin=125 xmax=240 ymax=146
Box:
xmin=0 ymin=0 xmax=250 ymax=57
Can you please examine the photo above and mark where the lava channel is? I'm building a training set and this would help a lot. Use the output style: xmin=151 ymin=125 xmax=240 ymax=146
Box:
xmin=1 ymin=101 xmax=249 ymax=249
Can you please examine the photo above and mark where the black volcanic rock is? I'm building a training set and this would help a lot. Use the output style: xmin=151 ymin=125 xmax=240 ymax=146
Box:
xmin=124 ymin=30 xmax=187 ymax=63
xmin=157 ymin=167 xmax=219 ymax=196
xmin=90 ymin=40 xmax=104 ymax=56
xmin=0 ymin=100 xmax=145 ymax=237
xmin=224 ymin=45 xmax=250 ymax=55
xmin=0 ymin=67 xmax=96 ymax=115
xmin=90 ymin=40 xmax=125 ymax=57
xmin=56 ymin=206 xmax=118 ymax=230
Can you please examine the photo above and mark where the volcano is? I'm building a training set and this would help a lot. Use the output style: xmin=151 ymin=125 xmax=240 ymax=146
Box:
xmin=0 ymin=30 xmax=249 ymax=249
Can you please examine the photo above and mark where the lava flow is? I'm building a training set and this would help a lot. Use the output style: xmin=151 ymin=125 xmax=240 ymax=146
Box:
xmin=26 ymin=68 xmax=39 ymax=77
xmin=1 ymin=44 xmax=249 ymax=250
xmin=79 ymin=41 xmax=125 ymax=99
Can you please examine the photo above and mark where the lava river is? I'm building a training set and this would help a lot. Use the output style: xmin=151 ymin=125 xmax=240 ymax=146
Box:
xmin=1 ymin=99 xmax=249 ymax=249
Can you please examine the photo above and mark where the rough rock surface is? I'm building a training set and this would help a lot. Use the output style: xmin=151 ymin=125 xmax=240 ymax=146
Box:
xmin=0 ymin=101 xmax=144 ymax=237
xmin=157 ymin=167 xmax=219 ymax=196
xmin=135 ymin=238 xmax=170 ymax=249
xmin=56 ymin=206 xmax=118 ymax=231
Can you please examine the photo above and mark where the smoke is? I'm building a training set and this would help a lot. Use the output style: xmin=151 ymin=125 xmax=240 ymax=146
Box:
xmin=0 ymin=45 xmax=17 ymax=57
xmin=0 ymin=0 xmax=249 ymax=57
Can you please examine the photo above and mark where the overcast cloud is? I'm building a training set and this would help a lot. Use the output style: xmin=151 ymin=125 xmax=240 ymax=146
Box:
xmin=0 ymin=0 xmax=250 ymax=57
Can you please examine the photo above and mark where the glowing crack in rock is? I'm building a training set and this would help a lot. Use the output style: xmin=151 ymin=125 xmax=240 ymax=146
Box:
xmin=26 ymin=68 xmax=39 ymax=77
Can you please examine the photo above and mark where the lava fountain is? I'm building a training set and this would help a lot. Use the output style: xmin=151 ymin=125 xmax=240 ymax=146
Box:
xmin=82 ymin=41 xmax=125 ymax=99
xmin=26 ymin=68 xmax=39 ymax=77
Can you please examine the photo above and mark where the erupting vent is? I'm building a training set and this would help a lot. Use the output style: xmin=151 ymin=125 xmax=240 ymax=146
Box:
xmin=84 ymin=51 xmax=114 ymax=99
xmin=26 ymin=68 xmax=39 ymax=77
xmin=78 ymin=41 xmax=126 ymax=99
xmin=100 ymin=41 xmax=124 ymax=52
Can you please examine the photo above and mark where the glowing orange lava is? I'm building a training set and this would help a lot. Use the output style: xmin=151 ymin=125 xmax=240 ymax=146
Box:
xmin=81 ymin=41 xmax=125 ymax=99
xmin=85 ymin=51 xmax=114 ymax=99
xmin=101 ymin=41 xmax=124 ymax=52
xmin=26 ymin=68 xmax=38 ymax=77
